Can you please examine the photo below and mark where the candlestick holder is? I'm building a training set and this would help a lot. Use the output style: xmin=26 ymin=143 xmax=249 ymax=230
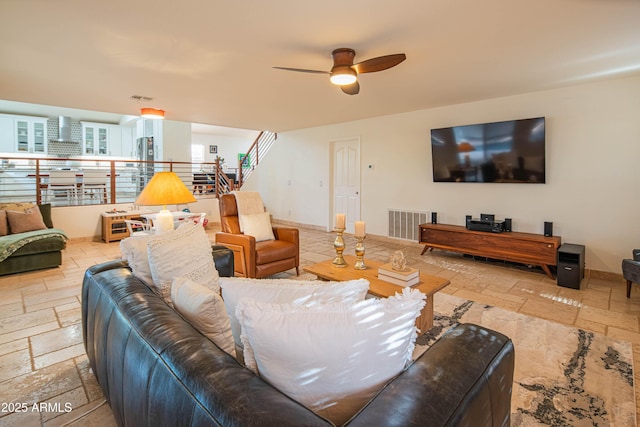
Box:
xmin=354 ymin=235 xmax=366 ymax=270
xmin=332 ymin=227 xmax=347 ymax=267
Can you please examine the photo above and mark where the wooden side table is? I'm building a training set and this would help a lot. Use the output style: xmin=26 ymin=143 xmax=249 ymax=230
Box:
xmin=101 ymin=210 xmax=151 ymax=243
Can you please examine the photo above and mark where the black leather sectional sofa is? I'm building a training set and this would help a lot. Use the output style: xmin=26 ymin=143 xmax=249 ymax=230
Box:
xmin=82 ymin=245 xmax=515 ymax=426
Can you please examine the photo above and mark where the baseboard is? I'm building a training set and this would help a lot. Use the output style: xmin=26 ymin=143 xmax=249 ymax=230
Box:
xmin=271 ymin=219 xmax=326 ymax=232
xmin=84 ymin=217 xmax=626 ymax=283
xmin=586 ymin=268 xmax=623 ymax=282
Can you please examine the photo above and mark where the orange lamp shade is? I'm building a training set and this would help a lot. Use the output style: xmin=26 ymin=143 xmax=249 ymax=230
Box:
xmin=135 ymin=171 xmax=196 ymax=207
xmin=140 ymin=108 xmax=165 ymax=119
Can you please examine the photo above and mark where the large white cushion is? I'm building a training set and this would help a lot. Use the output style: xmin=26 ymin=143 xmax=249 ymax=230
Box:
xmin=119 ymin=234 xmax=154 ymax=286
xmin=236 ymin=287 xmax=426 ymax=425
xmin=239 ymin=212 xmax=275 ymax=242
xmin=171 ymin=276 xmax=235 ymax=357
xmin=147 ymin=222 xmax=220 ymax=305
xmin=219 ymin=277 xmax=369 ymax=351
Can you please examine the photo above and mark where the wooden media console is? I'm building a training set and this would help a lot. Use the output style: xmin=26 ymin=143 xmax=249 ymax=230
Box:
xmin=419 ymin=223 xmax=561 ymax=279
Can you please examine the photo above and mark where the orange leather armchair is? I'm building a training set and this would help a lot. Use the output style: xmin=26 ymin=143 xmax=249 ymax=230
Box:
xmin=215 ymin=194 xmax=299 ymax=278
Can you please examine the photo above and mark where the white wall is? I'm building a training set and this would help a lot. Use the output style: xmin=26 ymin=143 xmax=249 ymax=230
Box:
xmin=191 ymin=133 xmax=254 ymax=173
xmin=243 ymin=75 xmax=640 ymax=274
xmin=161 ymin=120 xmax=192 ymax=163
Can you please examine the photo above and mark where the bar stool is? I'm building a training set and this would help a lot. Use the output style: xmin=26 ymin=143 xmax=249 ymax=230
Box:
xmin=45 ymin=170 xmax=78 ymax=205
xmin=81 ymin=169 xmax=108 ymax=204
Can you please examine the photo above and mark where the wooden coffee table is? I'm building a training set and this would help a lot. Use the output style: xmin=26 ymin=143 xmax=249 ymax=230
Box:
xmin=303 ymin=255 xmax=450 ymax=332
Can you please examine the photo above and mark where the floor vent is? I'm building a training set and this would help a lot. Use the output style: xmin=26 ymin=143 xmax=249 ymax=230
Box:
xmin=388 ymin=209 xmax=428 ymax=241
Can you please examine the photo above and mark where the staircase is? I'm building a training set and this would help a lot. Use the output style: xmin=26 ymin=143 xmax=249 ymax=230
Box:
xmin=237 ymin=131 xmax=277 ymax=186
xmin=212 ymin=130 xmax=277 ymax=197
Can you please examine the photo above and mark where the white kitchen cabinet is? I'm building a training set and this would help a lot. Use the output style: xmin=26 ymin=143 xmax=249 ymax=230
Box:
xmin=82 ymin=122 xmax=109 ymax=156
xmin=0 ymin=116 xmax=14 ymax=153
xmin=81 ymin=122 xmax=136 ymax=158
xmin=120 ymin=126 xmax=134 ymax=158
xmin=109 ymin=126 xmax=122 ymax=156
xmin=14 ymin=116 xmax=47 ymax=153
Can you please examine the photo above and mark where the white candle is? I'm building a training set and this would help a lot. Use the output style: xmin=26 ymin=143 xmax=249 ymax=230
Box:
xmin=355 ymin=221 xmax=365 ymax=237
xmin=336 ymin=213 xmax=346 ymax=229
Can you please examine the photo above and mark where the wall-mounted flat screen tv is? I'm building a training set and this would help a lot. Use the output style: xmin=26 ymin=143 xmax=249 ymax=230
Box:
xmin=430 ymin=117 xmax=546 ymax=183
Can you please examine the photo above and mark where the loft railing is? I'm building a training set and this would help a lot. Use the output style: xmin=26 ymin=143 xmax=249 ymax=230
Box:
xmin=237 ymin=131 xmax=277 ymax=187
xmin=0 ymin=156 xmax=233 ymax=207
xmin=1 ymin=132 xmax=278 ymax=206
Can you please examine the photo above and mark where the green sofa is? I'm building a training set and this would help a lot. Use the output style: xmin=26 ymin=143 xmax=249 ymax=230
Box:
xmin=0 ymin=204 xmax=67 ymax=276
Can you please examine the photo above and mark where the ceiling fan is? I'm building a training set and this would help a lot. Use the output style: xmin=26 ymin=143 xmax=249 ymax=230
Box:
xmin=274 ymin=48 xmax=406 ymax=95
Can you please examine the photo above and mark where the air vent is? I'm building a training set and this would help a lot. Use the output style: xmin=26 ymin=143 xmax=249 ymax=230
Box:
xmin=388 ymin=209 xmax=427 ymax=241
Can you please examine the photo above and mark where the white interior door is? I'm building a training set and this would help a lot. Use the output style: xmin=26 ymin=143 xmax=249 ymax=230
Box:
xmin=332 ymin=138 xmax=360 ymax=234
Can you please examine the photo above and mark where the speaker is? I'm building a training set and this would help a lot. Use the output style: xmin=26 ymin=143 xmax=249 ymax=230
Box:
xmin=431 ymin=212 xmax=437 ymax=224
xmin=544 ymin=221 xmax=553 ymax=237
xmin=504 ymin=218 xmax=512 ymax=232
xmin=481 ymin=213 xmax=495 ymax=222
xmin=465 ymin=215 xmax=472 ymax=228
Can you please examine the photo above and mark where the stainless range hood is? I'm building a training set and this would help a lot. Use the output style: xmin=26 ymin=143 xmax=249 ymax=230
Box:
xmin=54 ymin=116 xmax=78 ymax=143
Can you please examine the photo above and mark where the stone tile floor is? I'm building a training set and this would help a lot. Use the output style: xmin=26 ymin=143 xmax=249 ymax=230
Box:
xmin=0 ymin=225 xmax=638 ymax=425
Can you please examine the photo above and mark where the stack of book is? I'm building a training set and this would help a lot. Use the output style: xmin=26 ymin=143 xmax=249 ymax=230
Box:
xmin=377 ymin=263 xmax=420 ymax=287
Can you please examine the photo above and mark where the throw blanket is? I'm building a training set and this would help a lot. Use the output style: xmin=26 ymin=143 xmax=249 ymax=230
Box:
xmin=0 ymin=228 xmax=68 ymax=262
xmin=232 ymin=191 xmax=265 ymax=232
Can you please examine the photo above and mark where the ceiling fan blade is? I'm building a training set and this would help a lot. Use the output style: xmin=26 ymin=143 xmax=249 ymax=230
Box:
xmin=341 ymin=81 xmax=360 ymax=95
xmin=273 ymin=67 xmax=329 ymax=74
xmin=353 ymin=53 xmax=406 ymax=74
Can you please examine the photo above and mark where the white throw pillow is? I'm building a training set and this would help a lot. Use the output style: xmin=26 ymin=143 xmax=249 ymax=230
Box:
xmin=171 ymin=277 xmax=235 ymax=357
xmin=119 ymin=234 xmax=154 ymax=286
xmin=219 ymin=277 xmax=369 ymax=351
xmin=239 ymin=212 xmax=275 ymax=242
xmin=236 ymin=287 xmax=426 ymax=426
xmin=147 ymin=222 xmax=220 ymax=305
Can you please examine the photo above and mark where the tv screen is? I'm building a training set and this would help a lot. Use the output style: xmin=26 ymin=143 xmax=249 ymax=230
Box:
xmin=430 ymin=117 xmax=545 ymax=183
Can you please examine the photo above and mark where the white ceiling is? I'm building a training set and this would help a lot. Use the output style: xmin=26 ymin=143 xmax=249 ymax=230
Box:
xmin=1 ymin=0 xmax=639 ymax=133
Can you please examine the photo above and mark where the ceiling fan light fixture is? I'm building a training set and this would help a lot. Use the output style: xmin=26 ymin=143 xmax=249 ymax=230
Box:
xmin=274 ymin=47 xmax=405 ymax=94
xmin=330 ymin=67 xmax=357 ymax=85
xmin=140 ymin=108 xmax=165 ymax=120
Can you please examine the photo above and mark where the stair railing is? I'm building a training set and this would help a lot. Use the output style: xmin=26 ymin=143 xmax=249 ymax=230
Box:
xmin=213 ymin=157 xmax=237 ymax=198
xmin=237 ymin=131 xmax=277 ymax=187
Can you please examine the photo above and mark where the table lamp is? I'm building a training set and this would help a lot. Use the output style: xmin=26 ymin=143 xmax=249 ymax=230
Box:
xmin=135 ymin=171 xmax=197 ymax=234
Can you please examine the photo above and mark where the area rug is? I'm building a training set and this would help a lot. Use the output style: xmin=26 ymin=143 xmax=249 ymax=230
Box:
xmin=413 ymin=292 xmax=636 ymax=427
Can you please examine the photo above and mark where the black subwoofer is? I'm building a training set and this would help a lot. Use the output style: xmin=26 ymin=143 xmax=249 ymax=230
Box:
xmin=557 ymin=243 xmax=585 ymax=289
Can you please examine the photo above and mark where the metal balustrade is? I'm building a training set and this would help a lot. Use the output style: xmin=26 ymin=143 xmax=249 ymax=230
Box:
xmin=0 ymin=131 xmax=277 ymax=206
xmin=0 ymin=157 xmax=229 ymax=206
